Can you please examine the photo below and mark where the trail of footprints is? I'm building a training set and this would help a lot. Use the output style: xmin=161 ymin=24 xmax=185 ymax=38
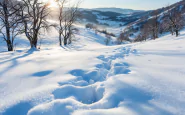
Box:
xmin=52 ymin=46 xmax=133 ymax=105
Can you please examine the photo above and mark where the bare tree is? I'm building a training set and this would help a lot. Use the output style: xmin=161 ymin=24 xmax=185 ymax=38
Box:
xmin=19 ymin=0 xmax=52 ymax=49
xmin=117 ymin=31 xmax=130 ymax=44
xmin=55 ymin=0 xmax=66 ymax=46
xmin=56 ymin=0 xmax=80 ymax=46
xmin=146 ymin=10 xmax=160 ymax=40
xmin=141 ymin=24 xmax=150 ymax=41
xmin=0 ymin=0 xmax=22 ymax=51
xmin=134 ymin=25 xmax=150 ymax=42
xmin=134 ymin=34 xmax=143 ymax=42
xmin=164 ymin=7 xmax=185 ymax=37
xmin=105 ymin=34 xmax=111 ymax=45
xmin=135 ymin=11 xmax=160 ymax=42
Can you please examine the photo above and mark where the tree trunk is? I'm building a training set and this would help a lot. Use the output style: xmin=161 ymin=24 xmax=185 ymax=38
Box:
xmin=68 ymin=33 xmax=72 ymax=45
xmin=5 ymin=30 xmax=13 ymax=51
xmin=31 ymin=31 xmax=38 ymax=49
xmin=64 ymin=37 xmax=68 ymax=46
xmin=30 ymin=41 xmax=37 ymax=49
xmin=175 ymin=30 xmax=179 ymax=37
xmin=7 ymin=40 xmax=13 ymax=51
xmin=155 ymin=33 xmax=158 ymax=39
xmin=170 ymin=28 xmax=174 ymax=35
xmin=59 ymin=33 xmax=62 ymax=46
xmin=4 ymin=3 xmax=13 ymax=51
xmin=153 ymin=32 xmax=155 ymax=40
xmin=30 ymin=37 xmax=38 ymax=49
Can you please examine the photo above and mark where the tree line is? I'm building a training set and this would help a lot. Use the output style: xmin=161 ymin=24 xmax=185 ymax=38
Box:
xmin=134 ymin=6 xmax=185 ymax=42
xmin=0 ymin=0 xmax=80 ymax=51
xmin=117 ymin=1 xmax=185 ymax=43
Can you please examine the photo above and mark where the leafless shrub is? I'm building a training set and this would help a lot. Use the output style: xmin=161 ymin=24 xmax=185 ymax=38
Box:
xmin=105 ymin=34 xmax=111 ymax=45
xmin=117 ymin=31 xmax=130 ymax=44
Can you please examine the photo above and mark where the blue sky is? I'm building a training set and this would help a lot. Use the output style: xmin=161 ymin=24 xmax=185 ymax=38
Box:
xmin=81 ymin=0 xmax=181 ymax=10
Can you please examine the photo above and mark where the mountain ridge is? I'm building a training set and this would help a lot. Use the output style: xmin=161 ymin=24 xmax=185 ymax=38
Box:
xmin=80 ymin=7 xmax=145 ymax=14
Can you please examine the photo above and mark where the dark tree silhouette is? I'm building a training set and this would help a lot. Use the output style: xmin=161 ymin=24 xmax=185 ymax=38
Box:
xmin=0 ymin=0 xmax=23 ymax=51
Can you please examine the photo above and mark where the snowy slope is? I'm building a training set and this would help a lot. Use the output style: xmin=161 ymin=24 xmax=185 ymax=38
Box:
xmin=0 ymin=26 xmax=185 ymax=115
xmin=78 ymin=8 xmax=148 ymax=27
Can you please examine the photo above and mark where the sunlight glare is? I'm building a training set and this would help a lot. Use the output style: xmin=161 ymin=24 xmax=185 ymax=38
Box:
xmin=42 ymin=0 xmax=58 ymax=7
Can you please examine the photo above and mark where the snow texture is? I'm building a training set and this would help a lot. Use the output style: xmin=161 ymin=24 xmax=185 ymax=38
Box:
xmin=0 ymin=25 xmax=185 ymax=115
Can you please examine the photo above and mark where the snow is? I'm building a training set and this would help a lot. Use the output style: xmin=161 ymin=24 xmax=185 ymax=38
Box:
xmin=97 ymin=19 xmax=125 ymax=27
xmin=0 ymin=25 xmax=185 ymax=115
xmin=92 ymin=12 xmax=109 ymax=20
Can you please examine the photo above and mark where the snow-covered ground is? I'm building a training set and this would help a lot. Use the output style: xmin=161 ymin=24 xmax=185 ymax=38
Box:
xmin=0 ymin=26 xmax=185 ymax=115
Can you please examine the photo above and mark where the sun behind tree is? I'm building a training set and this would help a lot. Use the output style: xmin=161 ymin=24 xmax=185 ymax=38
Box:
xmin=42 ymin=0 xmax=58 ymax=7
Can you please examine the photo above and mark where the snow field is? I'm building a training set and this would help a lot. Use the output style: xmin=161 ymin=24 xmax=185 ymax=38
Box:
xmin=0 ymin=26 xmax=185 ymax=115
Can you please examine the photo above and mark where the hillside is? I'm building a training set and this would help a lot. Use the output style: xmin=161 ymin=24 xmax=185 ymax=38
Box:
xmin=78 ymin=8 xmax=149 ymax=27
xmin=78 ymin=0 xmax=185 ymax=36
xmin=0 ymin=25 xmax=185 ymax=115
xmin=93 ymin=8 xmax=144 ymax=14
xmin=124 ymin=0 xmax=185 ymax=39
